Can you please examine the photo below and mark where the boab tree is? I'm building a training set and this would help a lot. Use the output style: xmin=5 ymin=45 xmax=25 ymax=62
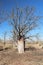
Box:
xmin=10 ymin=7 xmax=40 ymax=53
xmin=0 ymin=6 xmax=40 ymax=53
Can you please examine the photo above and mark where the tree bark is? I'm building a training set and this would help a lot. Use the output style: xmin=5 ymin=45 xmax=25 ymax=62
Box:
xmin=17 ymin=38 xmax=24 ymax=53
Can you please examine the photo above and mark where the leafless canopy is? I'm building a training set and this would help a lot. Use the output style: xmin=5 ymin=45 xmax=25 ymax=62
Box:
xmin=0 ymin=6 xmax=40 ymax=41
xmin=9 ymin=6 xmax=40 ymax=41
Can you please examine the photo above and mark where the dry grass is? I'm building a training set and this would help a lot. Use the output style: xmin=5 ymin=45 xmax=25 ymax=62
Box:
xmin=0 ymin=49 xmax=43 ymax=65
xmin=25 ymin=43 xmax=43 ymax=49
xmin=0 ymin=43 xmax=43 ymax=65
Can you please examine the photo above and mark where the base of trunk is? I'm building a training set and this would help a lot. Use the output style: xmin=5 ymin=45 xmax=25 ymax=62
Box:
xmin=18 ymin=39 xmax=24 ymax=53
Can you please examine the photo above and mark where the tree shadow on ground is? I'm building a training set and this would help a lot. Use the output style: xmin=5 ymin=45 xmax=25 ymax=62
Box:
xmin=0 ymin=46 xmax=3 ymax=51
xmin=25 ymin=46 xmax=36 ymax=51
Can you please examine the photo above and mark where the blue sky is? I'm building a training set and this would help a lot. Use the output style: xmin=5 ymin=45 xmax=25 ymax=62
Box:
xmin=0 ymin=0 xmax=43 ymax=40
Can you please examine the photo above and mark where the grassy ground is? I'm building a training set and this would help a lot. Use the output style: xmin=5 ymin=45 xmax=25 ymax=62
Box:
xmin=0 ymin=47 xmax=43 ymax=65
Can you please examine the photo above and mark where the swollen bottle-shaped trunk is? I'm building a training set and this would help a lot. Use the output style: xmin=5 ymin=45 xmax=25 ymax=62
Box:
xmin=17 ymin=38 xmax=24 ymax=53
